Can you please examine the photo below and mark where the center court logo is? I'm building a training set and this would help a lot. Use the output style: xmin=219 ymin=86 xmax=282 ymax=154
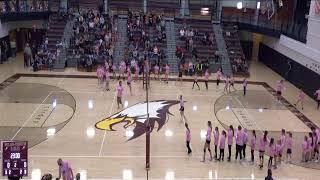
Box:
xmin=95 ymin=100 xmax=179 ymax=140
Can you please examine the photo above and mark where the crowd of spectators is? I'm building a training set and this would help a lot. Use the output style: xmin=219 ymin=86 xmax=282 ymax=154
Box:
xmin=223 ymin=25 xmax=249 ymax=74
xmin=125 ymin=10 xmax=167 ymax=74
xmin=0 ymin=0 xmax=49 ymax=14
xmin=176 ymin=23 xmax=216 ymax=76
xmin=23 ymin=37 xmax=56 ymax=71
xmin=70 ymin=9 xmax=116 ymax=72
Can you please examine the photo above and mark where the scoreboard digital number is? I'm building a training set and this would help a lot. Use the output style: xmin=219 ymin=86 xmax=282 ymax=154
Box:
xmin=2 ymin=141 xmax=28 ymax=177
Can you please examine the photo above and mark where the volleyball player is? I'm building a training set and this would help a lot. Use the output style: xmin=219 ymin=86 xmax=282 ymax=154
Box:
xmin=164 ymin=64 xmax=169 ymax=83
xmin=227 ymin=125 xmax=234 ymax=161
xmin=268 ymin=138 xmax=275 ymax=169
xmin=278 ymin=129 xmax=286 ymax=163
xmin=127 ymin=70 xmax=132 ymax=95
xmin=111 ymin=63 xmax=116 ymax=80
xmin=235 ymin=126 xmax=244 ymax=161
xmin=259 ymin=131 xmax=269 ymax=169
xmin=179 ymin=95 xmax=186 ymax=123
xmin=218 ymin=130 xmax=226 ymax=161
xmin=116 ymin=81 xmax=124 ymax=109
xmin=105 ymin=69 xmax=110 ymax=91
xmin=243 ymin=78 xmax=247 ymax=96
xmin=216 ymin=68 xmax=222 ymax=88
xmin=286 ymin=132 xmax=293 ymax=163
xmin=301 ymin=136 xmax=308 ymax=162
xmin=119 ymin=60 xmax=126 ymax=80
xmin=178 ymin=67 xmax=183 ymax=86
xmin=243 ymin=128 xmax=248 ymax=159
xmin=214 ymin=127 xmax=219 ymax=160
xmin=204 ymin=69 xmax=209 ymax=90
xmin=229 ymin=76 xmax=236 ymax=92
xmin=251 ymin=130 xmax=256 ymax=164
xmin=192 ymin=73 xmax=200 ymax=90
xmin=276 ymin=80 xmax=285 ymax=102
xmin=224 ymin=76 xmax=230 ymax=94
xmin=294 ymin=88 xmax=305 ymax=110
xmin=201 ymin=121 xmax=213 ymax=162
xmin=154 ymin=64 xmax=160 ymax=80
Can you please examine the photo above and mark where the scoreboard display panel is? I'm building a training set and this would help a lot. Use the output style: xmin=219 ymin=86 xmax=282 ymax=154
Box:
xmin=2 ymin=141 xmax=28 ymax=177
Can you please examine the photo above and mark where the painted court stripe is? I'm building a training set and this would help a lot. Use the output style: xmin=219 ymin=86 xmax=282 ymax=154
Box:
xmin=98 ymin=91 xmax=117 ymax=156
xmin=10 ymin=91 xmax=53 ymax=140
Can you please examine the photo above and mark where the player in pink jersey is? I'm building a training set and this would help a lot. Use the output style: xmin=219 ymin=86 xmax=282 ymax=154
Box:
xmin=278 ymin=129 xmax=286 ymax=163
xmin=185 ymin=123 xmax=192 ymax=155
xmin=216 ymin=68 xmax=222 ymax=88
xmin=227 ymin=125 xmax=234 ymax=161
xmin=96 ymin=65 xmax=104 ymax=85
xmin=274 ymin=140 xmax=281 ymax=169
xmin=202 ymin=121 xmax=213 ymax=162
xmin=242 ymin=128 xmax=248 ymax=159
xmin=314 ymin=88 xmax=320 ymax=110
xmin=119 ymin=61 xmax=126 ymax=80
xmin=235 ymin=126 xmax=244 ymax=160
xmin=224 ymin=76 xmax=230 ymax=94
xmin=301 ymin=136 xmax=308 ymax=162
xmin=57 ymin=158 xmax=74 ymax=180
xmin=154 ymin=64 xmax=160 ymax=80
xmin=294 ymin=88 xmax=305 ymax=110
xmin=313 ymin=127 xmax=320 ymax=162
xmin=267 ymin=138 xmax=275 ymax=169
xmin=243 ymin=78 xmax=247 ymax=96
xmin=127 ymin=70 xmax=132 ymax=95
xmin=104 ymin=70 xmax=110 ymax=91
xmin=259 ymin=131 xmax=269 ymax=169
xmin=307 ymin=132 xmax=314 ymax=161
xmin=116 ymin=81 xmax=124 ymax=109
xmin=164 ymin=64 xmax=169 ymax=83
xmin=250 ymin=130 xmax=256 ymax=163
xmin=134 ymin=64 xmax=140 ymax=81
xmin=177 ymin=66 xmax=183 ymax=86
xmin=192 ymin=73 xmax=200 ymax=90
xmin=276 ymin=80 xmax=285 ymax=102
xmin=218 ymin=130 xmax=226 ymax=161
xmin=213 ymin=127 xmax=219 ymax=160
xmin=286 ymin=132 xmax=293 ymax=163
xmin=204 ymin=69 xmax=209 ymax=90
xmin=179 ymin=95 xmax=186 ymax=123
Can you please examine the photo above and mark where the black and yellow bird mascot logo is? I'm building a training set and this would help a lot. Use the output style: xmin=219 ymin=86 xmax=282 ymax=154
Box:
xmin=95 ymin=100 xmax=179 ymax=140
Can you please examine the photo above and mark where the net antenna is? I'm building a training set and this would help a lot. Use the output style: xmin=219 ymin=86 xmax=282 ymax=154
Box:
xmin=144 ymin=59 xmax=150 ymax=170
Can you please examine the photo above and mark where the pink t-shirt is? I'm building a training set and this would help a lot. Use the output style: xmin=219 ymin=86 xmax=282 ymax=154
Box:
xmin=276 ymin=81 xmax=285 ymax=92
xmin=219 ymin=135 xmax=226 ymax=149
xmin=179 ymin=99 xmax=184 ymax=107
xmin=236 ymin=130 xmax=244 ymax=146
xmin=120 ymin=62 xmax=126 ymax=72
xmin=279 ymin=134 xmax=286 ymax=151
xmin=275 ymin=144 xmax=281 ymax=156
xmin=186 ymin=129 xmax=191 ymax=141
xmin=227 ymin=129 xmax=233 ymax=145
xmin=225 ymin=78 xmax=230 ymax=85
xmin=105 ymin=71 xmax=110 ymax=81
xmin=286 ymin=137 xmax=293 ymax=150
xmin=205 ymin=71 xmax=209 ymax=81
xmin=116 ymin=85 xmax=124 ymax=97
xmin=298 ymin=91 xmax=305 ymax=100
xmin=165 ymin=65 xmax=170 ymax=74
xmin=307 ymin=137 xmax=312 ymax=151
xmin=206 ymin=127 xmax=212 ymax=141
xmin=251 ymin=136 xmax=256 ymax=150
xmin=154 ymin=66 xmax=159 ymax=73
xmin=59 ymin=161 xmax=72 ymax=180
xmin=216 ymin=71 xmax=222 ymax=79
xmin=259 ymin=137 xmax=268 ymax=151
xmin=214 ymin=130 xmax=219 ymax=146
xmin=269 ymin=145 xmax=276 ymax=157
xmin=112 ymin=65 xmax=116 ymax=71
xmin=135 ymin=65 xmax=140 ymax=75
xmin=315 ymin=89 xmax=320 ymax=100
xmin=243 ymin=79 xmax=247 ymax=87
xmin=127 ymin=73 xmax=132 ymax=83
xmin=194 ymin=74 xmax=198 ymax=81
xmin=301 ymin=140 xmax=308 ymax=153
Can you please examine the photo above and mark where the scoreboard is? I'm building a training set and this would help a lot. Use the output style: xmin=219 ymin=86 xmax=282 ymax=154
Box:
xmin=2 ymin=141 xmax=28 ymax=177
